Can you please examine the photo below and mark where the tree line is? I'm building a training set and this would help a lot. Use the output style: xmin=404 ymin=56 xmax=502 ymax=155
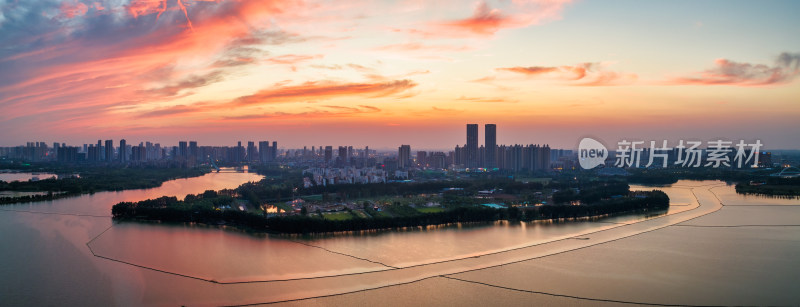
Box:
xmin=111 ymin=189 xmax=669 ymax=234
xmin=735 ymin=177 xmax=800 ymax=197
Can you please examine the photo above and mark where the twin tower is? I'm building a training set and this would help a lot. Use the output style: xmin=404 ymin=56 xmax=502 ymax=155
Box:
xmin=465 ymin=124 xmax=496 ymax=169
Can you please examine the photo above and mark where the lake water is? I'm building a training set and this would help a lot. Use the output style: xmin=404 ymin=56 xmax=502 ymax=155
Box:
xmin=0 ymin=177 xmax=797 ymax=306
xmin=0 ymin=172 xmax=60 ymax=182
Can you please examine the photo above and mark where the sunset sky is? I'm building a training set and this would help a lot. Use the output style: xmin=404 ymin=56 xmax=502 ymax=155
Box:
xmin=1 ymin=0 xmax=798 ymax=150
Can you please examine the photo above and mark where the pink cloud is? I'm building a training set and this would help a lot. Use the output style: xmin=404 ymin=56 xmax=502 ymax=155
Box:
xmin=497 ymin=66 xmax=561 ymax=76
xmin=672 ymin=53 xmax=800 ymax=86
xmin=439 ymin=1 xmax=513 ymax=35
xmin=126 ymin=0 xmax=166 ymax=19
xmin=0 ymin=0 xmax=305 ymax=131
xmin=266 ymin=54 xmax=324 ymax=65
xmin=425 ymin=0 xmax=572 ymax=37
xmin=494 ymin=62 xmax=637 ymax=86
xmin=59 ymin=1 xmax=89 ymax=18
xmin=373 ymin=42 xmax=471 ymax=52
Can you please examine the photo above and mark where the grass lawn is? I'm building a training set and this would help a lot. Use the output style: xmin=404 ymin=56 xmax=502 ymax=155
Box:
xmin=416 ymin=207 xmax=444 ymax=213
xmin=323 ymin=211 xmax=354 ymax=221
xmin=301 ymin=194 xmax=323 ymax=201
xmin=352 ymin=210 xmax=369 ymax=218
xmin=515 ymin=177 xmax=551 ymax=184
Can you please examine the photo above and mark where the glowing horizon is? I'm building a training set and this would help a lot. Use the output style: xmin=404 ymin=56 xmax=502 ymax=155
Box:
xmin=1 ymin=0 xmax=799 ymax=149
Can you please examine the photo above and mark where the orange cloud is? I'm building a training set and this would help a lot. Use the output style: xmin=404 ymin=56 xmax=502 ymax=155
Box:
xmin=495 ymin=62 xmax=637 ymax=86
xmin=497 ymin=66 xmax=561 ymax=76
xmin=424 ymin=0 xmax=571 ymax=37
xmin=671 ymin=52 xmax=800 ymax=86
xmin=456 ymin=96 xmax=519 ymax=103
xmin=266 ymin=54 xmax=324 ymax=65
xmin=233 ymin=80 xmax=418 ymax=105
xmin=218 ymin=105 xmax=382 ymax=122
xmin=373 ymin=42 xmax=471 ymax=52
xmin=439 ymin=1 xmax=513 ymax=36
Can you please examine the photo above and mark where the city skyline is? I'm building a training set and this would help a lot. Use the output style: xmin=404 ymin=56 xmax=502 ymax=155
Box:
xmin=1 ymin=1 xmax=799 ymax=149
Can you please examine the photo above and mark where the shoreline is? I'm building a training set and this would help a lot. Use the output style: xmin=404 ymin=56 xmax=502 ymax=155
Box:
xmin=114 ymin=207 xmax=669 ymax=237
xmin=112 ymin=192 xmax=670 ymax=234
xmin=0 ymin=167 xmax=209 ymax=206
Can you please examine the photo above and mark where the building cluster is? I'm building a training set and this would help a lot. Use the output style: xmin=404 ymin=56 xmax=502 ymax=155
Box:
xmin=413 ymin=151 xmax=449 ymax=169
xmin=448 ymin=124 xmax=556 ymax=172
xmin=302 ymin=167 xmax=388 ymax=187
xmin=393 ymin=124 xmax=562 ymax=173
xmin=275 ymin=145 xmax=380 ymax=169
xmin=0 ymin=139 xmax=278 ymax=167
xmin=1 ymin=124 xmax=572 ymax=173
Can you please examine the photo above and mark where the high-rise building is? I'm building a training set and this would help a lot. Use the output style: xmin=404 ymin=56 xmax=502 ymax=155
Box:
xmin=52 ymin=142 xmax=60 ymax=160
xmin=431 ymin=152 xmax=447 ymax=169
xmin=57 ymin=146 xmax=78 ymax=163
xmin=236 ymin=141 xmax=244 ymax=163
xmin=189 ymin=141 xmax=198 ymax=160
xmin=485 ymin=124 xmax=496 ymax=169
xmin=324 ymin=146 xmax=333 ymax=163
xmin=130 ymin=142 xmax=143 ymax=161
xmin=97 ymin=140 xmax=102 ymax=161
xmin=119 ymin=139 xmax=127 ymax=162
xmin=338 ymin=146 xmax=348 ymax=166
xmin=178 ymin=141 xmax=188 ymax=159
xmin=416 ymin=151 xmax=428 ymax=167
xmin=87 ymin=144 xmax=97 ymax=162
xmin=105 ymin=140 xmax=113 ymax=162
xmin=466 ymin=124 xmax=478 ymax=168
xmin=271 ymin=141 xmax=278 ymax=160
xmin=145 ymin=142 xmax=154 ymax=161
xmin=259 ymin=141 xmax=270 ymax=163
xmin=398 ymin=145 xmax=411 ymax=169
xmin=496 ymin=144 xmax=551 ymax=172
xmin=454 ymin=144 xmax=464 ymax=166
xmin=247 ymin=141 xmax=257 ymax=161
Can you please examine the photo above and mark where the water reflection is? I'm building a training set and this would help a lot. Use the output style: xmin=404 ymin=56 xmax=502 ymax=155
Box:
xmin=0 ymin=171 xmax=263 ymax=306
xmin=2 ymin=178 xmax=799 ymax=306
xmin=0 ymin=172 xmax=60 ymax=182
xmin=1 ymin=170 xmax=264 ymax=216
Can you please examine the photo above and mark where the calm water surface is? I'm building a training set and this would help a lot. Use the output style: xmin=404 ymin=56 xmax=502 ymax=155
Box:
xmin=1 ymin=178 xmax=797 ymax=306
xmin=0 ymin=172 xmax=59 ymax=182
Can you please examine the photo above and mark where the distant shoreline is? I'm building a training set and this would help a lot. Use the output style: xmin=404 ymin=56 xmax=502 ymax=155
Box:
xmin=1 ymin=167 xmax=208 ymax=205
xmin=734 ymin=179 xmax=800 ymax=198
